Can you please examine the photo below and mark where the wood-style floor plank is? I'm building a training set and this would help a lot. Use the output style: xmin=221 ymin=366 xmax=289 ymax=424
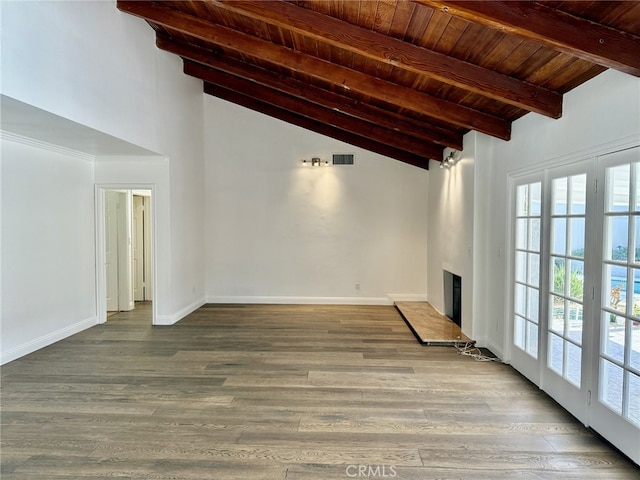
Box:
xmin=1 ymin=303 xmax=638 ymax=479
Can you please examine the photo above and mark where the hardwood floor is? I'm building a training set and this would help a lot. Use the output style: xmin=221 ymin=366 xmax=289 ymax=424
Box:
xmin=1 ymin=304 xmax=638 ymax=479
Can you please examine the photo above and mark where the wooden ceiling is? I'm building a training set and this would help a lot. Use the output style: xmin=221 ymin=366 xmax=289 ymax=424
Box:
xmin=117 ymin=1 xmax=640 ymax=170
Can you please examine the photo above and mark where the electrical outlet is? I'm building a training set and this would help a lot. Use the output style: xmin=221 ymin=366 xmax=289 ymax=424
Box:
xmin=355 ymin=282 xmax=361 ymax=291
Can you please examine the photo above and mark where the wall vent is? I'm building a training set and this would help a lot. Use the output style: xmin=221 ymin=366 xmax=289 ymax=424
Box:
xmin=332 ymin=153 xmax=355 ymax=165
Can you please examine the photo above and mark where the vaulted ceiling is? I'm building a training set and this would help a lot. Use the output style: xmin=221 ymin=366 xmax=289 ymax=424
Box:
xmin=117 ymin=1 xmax=640 ymax=170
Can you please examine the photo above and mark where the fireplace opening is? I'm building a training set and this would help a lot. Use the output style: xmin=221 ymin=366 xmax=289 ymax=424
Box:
xmin=444 ymin=270 xmax=462 ymax=327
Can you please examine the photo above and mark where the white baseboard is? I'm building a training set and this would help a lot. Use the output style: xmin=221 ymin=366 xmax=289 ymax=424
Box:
xmin=154 ymin=315 xmax=176 ymax=325
xmin=1 ymin=316 xmax=98 ymax=365
xmin=154 ymin=297 xmax=206 ymax=326
xmin=205 ymin=296 xmax=394 ymax=306
xmin=387 ymin=294 xmax=429 ymax=303
xmin=474 ymin=337 xmax=505 ymax=361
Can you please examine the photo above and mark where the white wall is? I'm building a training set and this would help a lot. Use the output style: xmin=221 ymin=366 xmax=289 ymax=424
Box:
xmin=1 ymin=1 xmax=159 ymax=151
xmin=204 ymin=96 xmax=429 ymax=304
xmin=1 ymin=138 xmax=96 ymax=363
xmin=471 ymin=132 xmax=500 ymax=352
xmin=1 ymin=1 xmax=206 ymax=331
xmin=156 ymin=52 xmax=206 ymax=318
xmin=1 ymin=1 xmax=205 ymax=362
xmin=474 ymin=69 xmax=640 ymax=357
xmin=1 ymin=0 xmax=425 ymax=364
xmin=8 ymin=2 xmax=636 ymax=368
xmin=426 ymin=141 xmax=476 ymax=339
xmin=427 ymin=70 xmax=640 ymax=356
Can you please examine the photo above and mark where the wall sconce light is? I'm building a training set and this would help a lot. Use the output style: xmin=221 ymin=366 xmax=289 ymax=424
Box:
xmin=302 ymin=157 xmax=329 ymax=167
xmin=439 ymin=150 xmax=458 ymax=169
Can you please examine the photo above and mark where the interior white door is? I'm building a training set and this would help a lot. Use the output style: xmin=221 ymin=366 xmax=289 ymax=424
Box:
xmin=133 ymin=195 xmax=145 ymax=302
xmin=117 ymin=192 xmax=133 ymax=312
xmin=144 ymin=194 xmax=152 ymax=302
xmin=105 ymin=191 xmax=120 ymax=312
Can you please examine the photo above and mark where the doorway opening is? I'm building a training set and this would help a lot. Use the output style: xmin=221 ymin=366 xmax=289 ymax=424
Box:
xmin=96 ymin=186 xmax=155 ymax=324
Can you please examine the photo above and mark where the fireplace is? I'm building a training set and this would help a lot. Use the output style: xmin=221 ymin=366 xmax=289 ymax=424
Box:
xmin=444 ymin=270 xmax=462 ymax=327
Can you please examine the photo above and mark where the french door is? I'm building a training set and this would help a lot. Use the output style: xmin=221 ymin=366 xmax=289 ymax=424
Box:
xmin=511 ymin=176 xmax=543 ymax=384
xmin=510 ymin=146 xmax=640 ymax=465
xmin=543 ymin=167 xmax=592 ymax=424
xmin=589 ymin=147 xmax=640 ymax=463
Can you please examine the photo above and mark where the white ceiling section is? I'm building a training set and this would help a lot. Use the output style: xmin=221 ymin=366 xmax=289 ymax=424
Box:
xmin=0 ymin=95 xmax=160 ymax=157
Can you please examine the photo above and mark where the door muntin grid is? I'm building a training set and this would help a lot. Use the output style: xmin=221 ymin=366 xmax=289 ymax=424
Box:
xmin=548 ymin=174 xmax=587 ymax=388
xmin=514 ymin=182 xmax=542 ymax=358
xmin=600 ymin=162 xmax=640 ymax=427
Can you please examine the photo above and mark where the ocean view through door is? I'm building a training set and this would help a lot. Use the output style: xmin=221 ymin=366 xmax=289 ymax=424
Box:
xmin=589 ymin=147 xmax=640 ymax=464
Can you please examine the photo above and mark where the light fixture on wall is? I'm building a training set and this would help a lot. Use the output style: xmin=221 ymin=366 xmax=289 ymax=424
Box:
xmin=439 ymin=150 xmax=458 ymax=169
xmin=302 ymin=157 xmax=329 ymax=167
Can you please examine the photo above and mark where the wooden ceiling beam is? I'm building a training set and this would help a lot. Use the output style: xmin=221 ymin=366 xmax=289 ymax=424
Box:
xmin=213 ymin=0 xmax=562 ymax=118
xmin=189 ymin=63 xmax=443 ymax=161
xmin=203 ymin=84 xmax=431 ymax=170
xmin=117 ymin=0 xmax=511 ymax=140
xmin=416 ymin=0 xmax=640 ymax=77
xmin=157 ymin=35 xmax=463 ymax=150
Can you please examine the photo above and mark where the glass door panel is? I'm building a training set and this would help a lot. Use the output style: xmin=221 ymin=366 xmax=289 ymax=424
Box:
xmin=513 ymin=182 xmax=542 ymax=359
xmin=590 ymin=146 xmax=640 ymax=465
xmin=511 ymin=178 xmax=543 ymax=385
xmin=599 ymin=159 xmax=640 ymax=425
xmin=547 ymin=174 xmax=586 ymax=388
xmin=540 ymin=164 xmax=593 ymax=428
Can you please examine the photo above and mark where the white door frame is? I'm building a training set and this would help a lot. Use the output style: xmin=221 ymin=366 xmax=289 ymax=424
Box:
xmin=95 ymin=184 xmax=157 ymax=324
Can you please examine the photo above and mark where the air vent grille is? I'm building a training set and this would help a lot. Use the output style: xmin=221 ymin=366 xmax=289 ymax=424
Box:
xmin=332 ymin=153 xmax=355 ymax=165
